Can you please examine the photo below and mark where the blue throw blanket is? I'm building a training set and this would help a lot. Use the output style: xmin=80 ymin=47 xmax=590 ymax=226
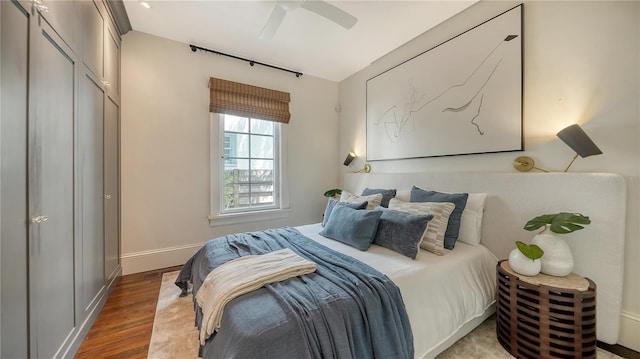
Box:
xmin=176 ymin=227 xmax=414 ymax=359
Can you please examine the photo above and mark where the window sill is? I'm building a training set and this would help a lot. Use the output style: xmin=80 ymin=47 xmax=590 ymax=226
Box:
xmin=208 ymin=208 xmax=291 ymax=227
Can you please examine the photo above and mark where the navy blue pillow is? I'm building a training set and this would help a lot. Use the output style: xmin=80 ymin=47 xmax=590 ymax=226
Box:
xmin=361 ymin=188 xmax=397 ymax=208
xmin=322 ymin=198 xmax=368 ymax=227
xmin=373 ymin=208 xmax=432 ymax=259
xmin=410 ymin=185 xmax=468 ymax=249
xmin=320 ymin=205 xmax=382 ymax=251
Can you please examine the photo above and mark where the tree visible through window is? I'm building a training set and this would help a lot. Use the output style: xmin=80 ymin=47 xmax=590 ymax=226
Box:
xmin=222 ymin=114 xmax=279 ymax=212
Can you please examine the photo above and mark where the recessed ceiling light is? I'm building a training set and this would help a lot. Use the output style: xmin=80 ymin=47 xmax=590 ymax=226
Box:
xmin=140 ymin=1 xmax=151 ymax=9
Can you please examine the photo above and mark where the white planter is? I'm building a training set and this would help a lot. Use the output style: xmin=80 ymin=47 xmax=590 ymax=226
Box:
xmin=508 ymin=248 xmax=541 ymax=276
xmin=530 ymin=225 xmax=574 ymax=277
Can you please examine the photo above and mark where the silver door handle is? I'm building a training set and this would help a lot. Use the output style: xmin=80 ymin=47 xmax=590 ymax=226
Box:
xmin=31 ymin=215 xmax=48 ymax=224
xmin=104 ymin=194 xmax=112 ymax=200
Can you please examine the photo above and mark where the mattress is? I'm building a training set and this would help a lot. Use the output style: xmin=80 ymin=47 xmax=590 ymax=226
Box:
xmin=297 ymin=223 xmax=498 ymax=359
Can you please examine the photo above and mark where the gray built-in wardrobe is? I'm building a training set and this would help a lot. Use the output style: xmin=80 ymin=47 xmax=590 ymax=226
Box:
xmin=1 ymin=1 xmax=128 ymax=357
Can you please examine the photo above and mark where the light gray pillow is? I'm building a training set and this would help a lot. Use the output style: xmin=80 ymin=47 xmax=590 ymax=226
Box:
xmin=320 ymin=205 xmax=382 ymax=251
xmin=373 ymin=208 xmax=432 ymax=259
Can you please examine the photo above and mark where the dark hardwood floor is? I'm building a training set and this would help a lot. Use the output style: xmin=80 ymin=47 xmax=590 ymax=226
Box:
xmin=76 ymin=266 xmax=639 ymax=359
xmin=74 ymin=266 xmax=181 ymax=359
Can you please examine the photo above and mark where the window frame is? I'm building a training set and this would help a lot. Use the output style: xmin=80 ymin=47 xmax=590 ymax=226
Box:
xmin=208 ymin=113 xmax=290 ymax=226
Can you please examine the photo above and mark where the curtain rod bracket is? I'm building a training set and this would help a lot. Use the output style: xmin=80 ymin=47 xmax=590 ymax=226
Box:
xmin=189 ymin=44 xmax=302 ymax=78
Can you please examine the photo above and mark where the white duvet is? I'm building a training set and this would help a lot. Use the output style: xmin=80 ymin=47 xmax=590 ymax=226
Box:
xmin=296 ymin=223 xmax=498 ymax=359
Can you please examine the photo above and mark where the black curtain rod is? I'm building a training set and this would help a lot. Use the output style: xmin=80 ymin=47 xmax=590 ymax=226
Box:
xmin=189 ymin=44 xmax=303 ymax=78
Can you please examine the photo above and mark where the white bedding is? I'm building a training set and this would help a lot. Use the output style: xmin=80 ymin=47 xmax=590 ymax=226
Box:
xmin=297 ymin=223 xmax=498 ymax=359
xmin=344 ymin=172 xmax=627 ymax=344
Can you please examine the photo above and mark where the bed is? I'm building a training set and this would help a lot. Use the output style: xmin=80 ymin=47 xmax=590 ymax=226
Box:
xmin=177 ymin=172 xmax=627 ymax=359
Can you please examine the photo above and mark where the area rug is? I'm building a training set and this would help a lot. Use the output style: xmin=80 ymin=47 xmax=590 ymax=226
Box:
xmin=148 ymin=271 xmax=199 ymax=358
xmin=149 ymin=271 xmax=623 ymax=359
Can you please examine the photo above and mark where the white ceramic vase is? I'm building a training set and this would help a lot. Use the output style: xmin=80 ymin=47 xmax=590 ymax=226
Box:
xmin=508 ymin=248 xmax=541 ymax=276
xmin=530 ymin=225 xmax=574 ymax=276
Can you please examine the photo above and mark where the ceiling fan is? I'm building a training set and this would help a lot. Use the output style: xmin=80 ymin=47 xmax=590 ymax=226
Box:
xmin=260 ymin=0 xmax=358 ymax=39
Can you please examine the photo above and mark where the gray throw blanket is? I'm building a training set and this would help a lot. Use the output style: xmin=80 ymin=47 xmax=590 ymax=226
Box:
xmin=176 ymin=227 xmax=414 ymax=359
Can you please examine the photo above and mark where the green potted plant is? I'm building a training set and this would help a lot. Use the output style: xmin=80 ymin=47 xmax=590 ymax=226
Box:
xmin=524 ymin=212 xmax=590 ymax=277
xmin=508 ymin=241 xmax=544 ymax=276
xmin=323 ymin=188 xmax=342 ymax=199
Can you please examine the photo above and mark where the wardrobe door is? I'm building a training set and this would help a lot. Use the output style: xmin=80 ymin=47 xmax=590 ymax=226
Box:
xmin=29 ymin=14 xmax=78 ymax=359
xmin=104 ymin=97 xmax=120 ymax=281
xmin=79 ymin=73 xmax=105 ymax=317
xmin=1 ymin=1 xmax=31 ymax=357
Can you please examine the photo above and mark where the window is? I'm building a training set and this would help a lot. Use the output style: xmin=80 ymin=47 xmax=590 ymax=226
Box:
xmin=209 ymin=114 xmax=289 ymax=226
xmin=222 ymin=114 xmax=278 ymax=211
xmin=207 ymin=77 xmax=291 ymax=226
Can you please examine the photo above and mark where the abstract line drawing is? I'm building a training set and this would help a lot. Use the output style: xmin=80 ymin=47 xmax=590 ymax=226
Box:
xmin=366 ymin=5 xmax=522 ymax=161
xmin=374 ymin=34 xmax=517 ymax=142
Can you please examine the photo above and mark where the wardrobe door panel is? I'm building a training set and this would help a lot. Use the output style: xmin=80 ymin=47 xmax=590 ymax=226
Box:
xmin=1 ymin=1 xmax=30 ymax=357
xmin=79 ymin=74 xmax=105 ymax=314
xmin=79 ymin=0 xmax=103 ymax=78
xmin=30 ymin=17 xmax=77 ymax=359
xmin=104 ymin=97 xmax=120 ymax=280
xmin=37 ymin=0 xmax=77 ymax=51
xmin=105 ymin=25 xmax=120 ymax=97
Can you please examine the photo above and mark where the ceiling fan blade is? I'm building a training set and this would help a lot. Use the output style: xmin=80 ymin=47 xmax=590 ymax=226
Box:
xmin=300 ymin=0 xmax=357 ymax=29
xmin=260 ymin=5 xmax=287 ymax=39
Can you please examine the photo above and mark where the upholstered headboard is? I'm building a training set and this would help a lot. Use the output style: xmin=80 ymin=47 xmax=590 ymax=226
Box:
xmin=343 ymin=172 xmax=626 ymax=344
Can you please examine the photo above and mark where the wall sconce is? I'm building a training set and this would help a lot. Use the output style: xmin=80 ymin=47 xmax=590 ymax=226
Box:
xmin=343 ymin=152 xmax=371 ymax=173
xmin=513 ymin=124 xmax=602 ymax=173
xmin=556 ymin=124 xmax=602 ymax=172
xmin=513 ymin=156 xmax=549 ymax=172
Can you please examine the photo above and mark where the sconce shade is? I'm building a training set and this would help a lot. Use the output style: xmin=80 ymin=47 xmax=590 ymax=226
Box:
xmin=343 ymin=152 xmax=356 ymax=166
xmin=557 ymin=124 xmax=602 ymax=158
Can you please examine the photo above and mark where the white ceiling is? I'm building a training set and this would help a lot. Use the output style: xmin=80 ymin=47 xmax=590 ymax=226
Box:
xmin=123 ymin=1 xmax=478 ymax=82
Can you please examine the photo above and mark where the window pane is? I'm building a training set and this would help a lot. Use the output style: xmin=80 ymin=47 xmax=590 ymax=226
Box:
xmin=251 ymin=172 xmax=273 ymax=186
xmin=251 ymin=118 xmax=273 ymax=135
xmin=223 ymin=170 xmax=250 ymax=209
xmin=250 ymin=135 xmax=273 ymax=158
xmin=224 ymin=115 xmax=249 ymax=133
xmin=219 ymin=116 xmax=280 ymax=213
xmin=223 ymin=171 xmax=240 ymax=209
xmin=225 ymin=133 xmax=249 ymax=158
xmin=223 ymin=184 xmax=239 ymax=209
xmin=224 ymin=158 xmax=248 ymax=171
xmin=251 ymin=187 xmax=273 ymax=205
xmin=251 ymin=159 xmax=273 ymax=170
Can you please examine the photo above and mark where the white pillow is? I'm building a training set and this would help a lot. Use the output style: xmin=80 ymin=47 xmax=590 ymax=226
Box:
xmin=388 ymin=198 xmax=455 ymax=256
xmin=395 ymin=189 xmax=411 ymax=202
xmin=457 ymin=193 xmax=487 ymax=245
xmin=340 ymin=190 xmax=382 ymax=210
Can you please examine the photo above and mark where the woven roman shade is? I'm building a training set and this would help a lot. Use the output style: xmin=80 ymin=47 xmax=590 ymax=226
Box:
xmin=209 ymin=77 xmax=291 ymax=124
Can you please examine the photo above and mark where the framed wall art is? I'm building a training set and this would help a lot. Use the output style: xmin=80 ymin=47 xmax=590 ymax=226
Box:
xmin=366 ymin=5 xmax=523 ymax=161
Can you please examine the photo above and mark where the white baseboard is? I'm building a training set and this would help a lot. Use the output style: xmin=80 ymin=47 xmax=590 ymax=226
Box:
xmin=618 ymin=310 xmax=640 ymax=351
xmin=121 ymin=242 xmax=205 ymax=275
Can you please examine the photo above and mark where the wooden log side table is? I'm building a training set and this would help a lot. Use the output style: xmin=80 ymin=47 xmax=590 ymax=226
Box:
xmin=496 ymin=260 xmax=597 ymax=359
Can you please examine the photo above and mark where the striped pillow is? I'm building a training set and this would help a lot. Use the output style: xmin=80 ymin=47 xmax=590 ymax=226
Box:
xmin=340 ymin=190 xmax=383 ymax=210
xmin=388 ymin=198 xmax=455 ymax=256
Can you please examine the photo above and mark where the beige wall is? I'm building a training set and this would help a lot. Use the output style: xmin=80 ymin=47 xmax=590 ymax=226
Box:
xmin=120 ymin=31 xmax=340 ymax=273
xmin=338 ymin=0 xmax=639 ymax=350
